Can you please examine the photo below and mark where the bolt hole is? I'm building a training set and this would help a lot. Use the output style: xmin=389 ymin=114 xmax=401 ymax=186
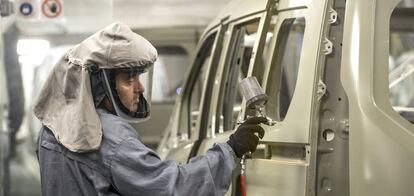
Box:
xmin=338 ymin=97 xmax=342 ymax=101
xmin=340 ymin=43 xmax=343 ymax=46
xmin=323 ymin=129 xmax=335 ymax=141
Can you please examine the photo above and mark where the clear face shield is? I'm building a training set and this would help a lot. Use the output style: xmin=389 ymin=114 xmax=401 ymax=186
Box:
xmin=101 ymin=66 xmax=153 ymax=123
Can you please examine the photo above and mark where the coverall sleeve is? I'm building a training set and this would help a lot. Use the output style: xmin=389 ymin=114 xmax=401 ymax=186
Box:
xmin=110 ymin=137 xmax=236 ymax=196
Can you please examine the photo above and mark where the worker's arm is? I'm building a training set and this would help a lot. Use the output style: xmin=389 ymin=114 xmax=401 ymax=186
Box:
xmin=110 ymin=137 xmax=235 ymax=196
xmin=109 ymin=116 xmax=266 ymax=195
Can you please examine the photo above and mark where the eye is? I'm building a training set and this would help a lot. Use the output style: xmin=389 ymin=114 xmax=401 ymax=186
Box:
xmin=126 ymin=79 xmax=134 ymax=85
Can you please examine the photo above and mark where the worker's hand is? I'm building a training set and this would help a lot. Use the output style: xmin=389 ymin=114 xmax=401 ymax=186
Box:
xmin=226 ymin=116 xmax=267 ymax=158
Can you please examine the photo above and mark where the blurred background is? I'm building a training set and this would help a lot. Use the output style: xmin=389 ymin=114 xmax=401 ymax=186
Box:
xmin=0 ymin=0 xmax=230 ymax=195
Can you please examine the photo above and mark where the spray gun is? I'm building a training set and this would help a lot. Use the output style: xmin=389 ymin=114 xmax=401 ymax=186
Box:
xmin=237 ymin=76 xmax=275 ymax=196
xmin=239 ymin=76 xmax=276 ymax=126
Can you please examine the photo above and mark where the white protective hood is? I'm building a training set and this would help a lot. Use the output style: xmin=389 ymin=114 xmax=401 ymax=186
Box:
xmin=34 ymin=22 xmax=157 ymax=152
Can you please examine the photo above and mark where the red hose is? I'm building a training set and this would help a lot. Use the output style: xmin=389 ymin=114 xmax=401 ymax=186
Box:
xmin=240 ymin=174 xmax=247 ymax=196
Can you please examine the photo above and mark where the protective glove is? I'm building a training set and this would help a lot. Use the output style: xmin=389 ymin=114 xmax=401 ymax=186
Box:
xmin=226 ymin=116 xmax=267 ymax=158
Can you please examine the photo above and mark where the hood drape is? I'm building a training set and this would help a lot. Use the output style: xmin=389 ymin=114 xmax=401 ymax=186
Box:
xmin=34 ymin=22 xmax=157 ymax=152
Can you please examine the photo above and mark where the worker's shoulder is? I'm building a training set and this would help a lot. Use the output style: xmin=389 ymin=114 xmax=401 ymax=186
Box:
xmin=96 ymin=108 xmax=141 ymax=146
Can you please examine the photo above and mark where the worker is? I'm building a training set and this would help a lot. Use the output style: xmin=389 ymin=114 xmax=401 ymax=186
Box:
xmin=34 ymin=22 xmax=266 ymax=196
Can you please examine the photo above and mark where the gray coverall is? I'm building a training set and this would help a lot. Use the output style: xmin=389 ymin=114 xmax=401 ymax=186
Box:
xmin=38 ymin=108 xmax=236 ymax=196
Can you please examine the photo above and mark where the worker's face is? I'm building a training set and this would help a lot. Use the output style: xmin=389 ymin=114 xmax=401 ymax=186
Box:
xmin=115 ymin=71 xmax=145 ymax=112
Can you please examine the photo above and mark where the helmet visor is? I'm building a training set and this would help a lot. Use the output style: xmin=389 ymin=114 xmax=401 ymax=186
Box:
xmin=102 ymin=66 xmax=153 ymax=123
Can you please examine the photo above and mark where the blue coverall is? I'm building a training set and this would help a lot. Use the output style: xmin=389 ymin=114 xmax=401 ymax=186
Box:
xmin=37 ymin=108 xmax=236 ymax=196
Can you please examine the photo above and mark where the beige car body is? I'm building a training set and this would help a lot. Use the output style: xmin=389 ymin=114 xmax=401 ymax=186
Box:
xmin=157 ymin=0 xmax=414 ymax=195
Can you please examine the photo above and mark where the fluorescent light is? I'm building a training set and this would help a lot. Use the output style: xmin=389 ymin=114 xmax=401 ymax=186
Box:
xmin=17 ymin=39 xmax=50 ymax=56
xmin=17 ymin=39 xmax=50 ymax=66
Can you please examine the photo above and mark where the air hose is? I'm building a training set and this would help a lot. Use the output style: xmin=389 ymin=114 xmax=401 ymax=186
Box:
xmin=240 ymin=155 xmax=247 ymax=196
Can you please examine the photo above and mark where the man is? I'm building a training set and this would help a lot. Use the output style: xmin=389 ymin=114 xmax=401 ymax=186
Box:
xmin=34 ymin=22 xmax=266 ymax=196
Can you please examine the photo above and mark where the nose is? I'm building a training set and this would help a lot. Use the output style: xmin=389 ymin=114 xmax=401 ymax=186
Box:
xmin=134 ymin=79 xmax=145 ymax=94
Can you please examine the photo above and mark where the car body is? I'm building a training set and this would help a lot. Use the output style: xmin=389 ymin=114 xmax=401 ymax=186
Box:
xmin=156 ymin=0 xmax=414 ymax=195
